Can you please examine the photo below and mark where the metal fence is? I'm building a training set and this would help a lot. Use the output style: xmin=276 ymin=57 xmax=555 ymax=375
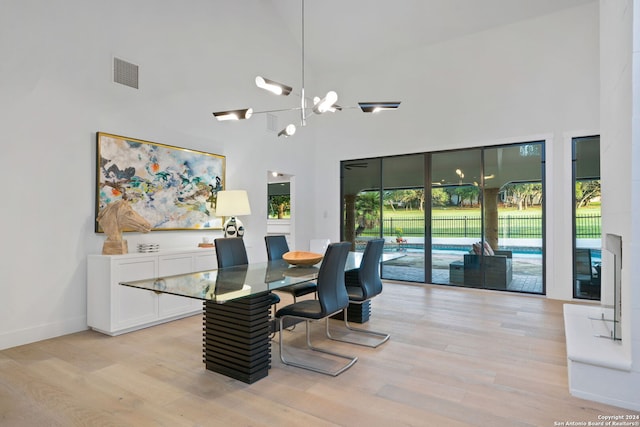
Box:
xmin=575 ymin=214 xmax=602 ymax=238
xmin=360 ymin=214 xmax=601 ymax=239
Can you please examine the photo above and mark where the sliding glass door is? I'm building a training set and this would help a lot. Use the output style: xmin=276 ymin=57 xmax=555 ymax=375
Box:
xmin=341 ymin=155 xmax=426 ymax=282
xmin=430 ymin=149 xmax=483 ymax=287
xmin=483 ymin=144 xmax=544 ymax=292
xmin=428 ymin=143 xmax=544 ymax=292
xmin=381 ymin=155 xmax=426 ymax=282
xmin=341 ymin=140 xmax=545 ymax=294
xmin=341 ymin=158 xmax=381 ymax=254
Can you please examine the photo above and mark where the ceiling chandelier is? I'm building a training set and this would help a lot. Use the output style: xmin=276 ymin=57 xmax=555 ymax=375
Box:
xmin=212 ymin=0 xmax=401 ymax=137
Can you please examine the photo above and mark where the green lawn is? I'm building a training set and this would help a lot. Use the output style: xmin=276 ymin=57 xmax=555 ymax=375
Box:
xmin=387 ymin=207 xmax=543 ymax=218
xmin=383 ymin=206 xmax=600 ymax=218
xmin=358 ymin=207 xmax=601 ymax=238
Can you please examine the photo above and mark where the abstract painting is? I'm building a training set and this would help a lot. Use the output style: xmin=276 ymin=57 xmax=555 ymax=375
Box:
xmin=96 ymin=132 xmax=225 ymax=231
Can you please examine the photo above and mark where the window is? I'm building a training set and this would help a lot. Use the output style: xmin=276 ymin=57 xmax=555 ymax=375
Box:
xmin=572 ymin=136 xmax=601 ymax=300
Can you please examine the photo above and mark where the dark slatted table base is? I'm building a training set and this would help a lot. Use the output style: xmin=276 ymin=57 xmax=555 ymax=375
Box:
xmin=203 ymin=293 xmax=272 ymax=384
xmin=331 ymin=301 xmax=370 ymax=323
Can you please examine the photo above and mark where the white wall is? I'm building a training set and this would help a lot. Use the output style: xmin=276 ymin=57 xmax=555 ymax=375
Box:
xmin=632 ymin=0 xmax=640 ymax=376
xmin=0 ymin=1 xmax=606 ymax=351
xmin=601 ymin=0 xmax=640 ymax=399
xmin=560 ymin=0 xmax=640 ymax=411
xmin=311 ymin=3 xmax=600 ymax=301
xmin=0 ymin=0 xmax=318 ymax=349
xmin=601 ymin=0 xmax=634 ymax=347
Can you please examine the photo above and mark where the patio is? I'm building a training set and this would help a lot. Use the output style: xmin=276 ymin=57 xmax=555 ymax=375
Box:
xmin=381 ymin=250 xmax=544 ymax=294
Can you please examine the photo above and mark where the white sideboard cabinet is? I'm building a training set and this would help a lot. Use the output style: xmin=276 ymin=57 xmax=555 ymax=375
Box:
xmin=87 ymin=248 xmax=217 ymax=336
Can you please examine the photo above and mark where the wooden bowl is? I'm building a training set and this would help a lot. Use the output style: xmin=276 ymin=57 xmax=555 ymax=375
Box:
xmin=282 ymin=251 xmax=323 ymax=266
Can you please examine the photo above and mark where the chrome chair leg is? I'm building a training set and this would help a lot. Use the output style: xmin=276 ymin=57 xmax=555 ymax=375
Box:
xmin=278 ymin=316 xmax=358 ymax=376
xmin=286 ymin=295 xmax=298 ymax=331
xmin=282 ymin=291 xmax=319 ymax=331
xmin=326 ymin=302 xmax=390 ymax=348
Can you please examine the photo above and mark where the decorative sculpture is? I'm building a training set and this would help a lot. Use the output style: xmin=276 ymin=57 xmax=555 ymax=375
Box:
xmin=97 ymin=199 xmax=151 ymax=255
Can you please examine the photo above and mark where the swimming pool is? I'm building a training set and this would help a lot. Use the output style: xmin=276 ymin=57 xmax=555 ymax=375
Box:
xmin=360 ymin=242 xmax=601 ymax=261
xmin=382 ymin=243 xmax=601 ymax=261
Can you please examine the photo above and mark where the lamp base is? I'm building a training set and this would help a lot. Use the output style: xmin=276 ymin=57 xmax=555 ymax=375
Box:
xmin=223 ymin=217 xmax=245 ymax=238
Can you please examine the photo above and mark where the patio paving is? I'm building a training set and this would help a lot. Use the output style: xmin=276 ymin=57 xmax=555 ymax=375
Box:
xmin=381 ymin=251 xmax=544 ymax=294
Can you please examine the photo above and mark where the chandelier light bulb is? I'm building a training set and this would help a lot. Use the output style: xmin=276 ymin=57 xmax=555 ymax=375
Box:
xmin=218 ymin=113 xmax=238 ymax=121
xmin=278 ymin=124 xmax=296 ymax=137
xmin=255 ymin=76 xmax=292 ymax=96
xmin=213 ymin=108 xmax=253 ymax=121
xmin=313 ymin=91 xmax=339 ymax=114
xmin=255 ymin=76 xmax=281 ymax=95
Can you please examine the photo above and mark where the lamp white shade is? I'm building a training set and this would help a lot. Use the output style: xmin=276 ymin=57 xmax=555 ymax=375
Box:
xmin=216 ymin=190 xmax=251 ymax=217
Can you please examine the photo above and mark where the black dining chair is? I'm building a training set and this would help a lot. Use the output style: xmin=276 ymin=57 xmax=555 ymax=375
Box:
xmin=214 ymin=237 xmax=249 ymax=268
xmin=265 ymin=235 xmax=317 ymax=302
xmin=326 ymin=238 xmax=390 ymax=348
xmin=275 ymin=242 xmax=357 ymax=376
xmin=214 ymin=237 xmax=280 ymax=319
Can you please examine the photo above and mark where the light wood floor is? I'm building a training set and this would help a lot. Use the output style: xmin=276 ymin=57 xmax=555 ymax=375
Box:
xmin=0 ymin=282 xmax=631 ymax=426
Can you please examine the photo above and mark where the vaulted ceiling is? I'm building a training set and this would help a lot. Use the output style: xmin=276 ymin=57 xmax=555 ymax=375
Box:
xmin=268 ymin=0 xmax=595 ymax=72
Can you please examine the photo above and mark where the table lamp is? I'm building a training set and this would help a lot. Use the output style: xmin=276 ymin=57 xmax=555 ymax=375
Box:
xmin=216 ymin=190 xmax=251 ymax=238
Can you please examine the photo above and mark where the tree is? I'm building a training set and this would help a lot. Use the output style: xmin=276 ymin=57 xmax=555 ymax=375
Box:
xmin=355 ymin=191 xmax=380 ymax=229
xmin=432 ymin=188 xmax=450 ymax=207
xmin=575 ymin=180 xmax=601 ymax=209
xmin=504 ymin=183 xmax=542 ymax=210
xmin=383 ymin=190 xmax=400 ymax=211
xmin=399 ymin=189 xmax=424 ymax=211
xmin=268 ymin=195 xmax=290 ymax=219
xmin=452 ymin=186 xmax=480 ymax=207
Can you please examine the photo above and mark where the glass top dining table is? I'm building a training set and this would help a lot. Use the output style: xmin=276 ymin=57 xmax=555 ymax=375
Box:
xmin=120 ymin=251 xmax=387 ymax=303
xmin=119 ymin=250 xmax=403 ymax=384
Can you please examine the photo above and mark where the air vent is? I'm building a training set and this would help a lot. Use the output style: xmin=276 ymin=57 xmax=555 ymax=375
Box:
xmin=267 ymin=113 xmax=278 ymax=132
xmin=113 ymin=57 xmax=139 ymax=89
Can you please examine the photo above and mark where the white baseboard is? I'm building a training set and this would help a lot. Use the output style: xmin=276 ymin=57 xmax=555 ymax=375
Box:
xmin=0 ymin=315 xmax=88 ymax=351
